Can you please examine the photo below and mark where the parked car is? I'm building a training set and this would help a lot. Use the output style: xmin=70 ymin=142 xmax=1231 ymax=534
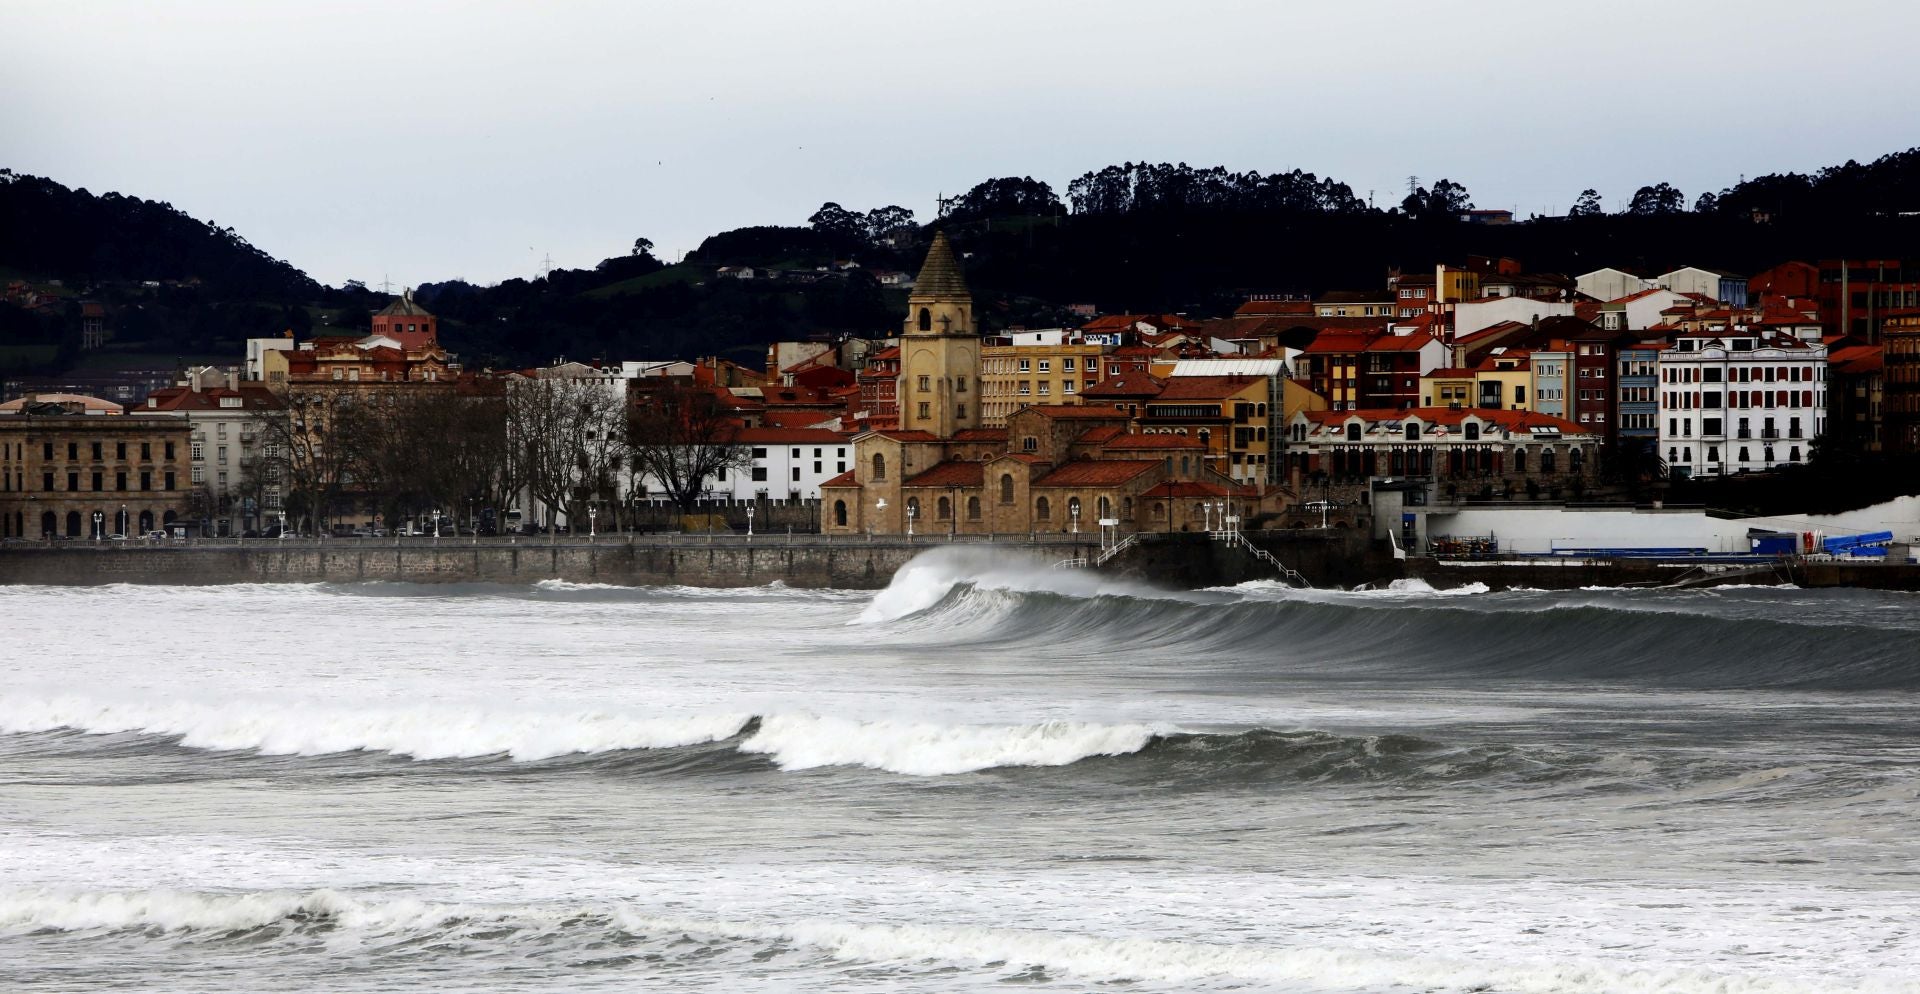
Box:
xmin=106 ymin=533 xmax=128 ymax=541
xmin=142 ymin=530 xmax=169 ymax=541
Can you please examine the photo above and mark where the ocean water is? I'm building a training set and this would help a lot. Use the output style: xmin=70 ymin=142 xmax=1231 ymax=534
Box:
xmin=2 ymin=547 xmax=1917 ymax=993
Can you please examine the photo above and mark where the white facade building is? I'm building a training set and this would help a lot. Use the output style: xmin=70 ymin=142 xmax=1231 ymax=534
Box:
xmin=1657 ymin=267 xmax=1748 ymax=307
xmin=706 ymin=428 xmax=853 ymax=501
xmin=1453 ymin=297 xmax=1576 ymax=339
xmin=1576 ymin=268 xmax=1654 ymax=302
xmin=1656 ymin=329 xmax=1826 ymax=477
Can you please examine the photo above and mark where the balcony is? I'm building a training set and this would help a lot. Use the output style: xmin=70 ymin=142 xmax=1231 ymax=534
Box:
xmin=1736 ymin=429 xmax=1752 ymax=439
xmin=1761 ymin=429 xmax=1781 ymax=439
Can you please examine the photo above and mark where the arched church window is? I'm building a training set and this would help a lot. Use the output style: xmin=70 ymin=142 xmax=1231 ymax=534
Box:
xmin=1036 ymin=496 xmax=1051 ymax=520
xmin=833 ymin=500 xmax=847 ymax=526
xmin=872 ymin=453 xmax=886 ymax=481
xmin=918 ymin=308 xmax=932 ymax=331
xmin=1000 ymin=474 xmax=1015 ymax=504
xmin=967 ymin=496 xmax=981 ymax=520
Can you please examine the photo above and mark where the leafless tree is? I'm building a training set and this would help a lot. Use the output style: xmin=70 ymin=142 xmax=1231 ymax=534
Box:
xmin=628 ymin=378 xmax=750 ymax=515
xmin=250 ymin=389 xmax=365 ymax=534
xmin=506 ymin=373 xmax=629 ymax=535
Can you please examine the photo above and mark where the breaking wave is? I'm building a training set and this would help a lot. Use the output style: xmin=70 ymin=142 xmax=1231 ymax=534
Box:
xmin=3 ymin=887 xmax=1907 ymax=994
xmin=852 ymin=549 xmax=1920 ymax=689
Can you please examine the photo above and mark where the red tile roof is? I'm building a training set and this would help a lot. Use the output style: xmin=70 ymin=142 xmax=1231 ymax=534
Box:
xmin=903 ymin=461 xmax=985 ymax=487
xmin=1300 ymin=331 xmax=1383 ymax=354
xmin=1153 ymin=376 xmax=1262 ymax=400
xmin=1075 ymin=425 xmax=1126 ymax=445
xmin=1081 ymin=373 xmax=1165 ymax=397
xmin=1139 ymin=480 xmax=1255 ymax=499
xmin=734 ymin=427 xmax=851 ymax=444
xmin=820 ymin=469 xmax=859 ymax=488
xmin=951 ymin=427 xmax=1008 ymax=442
xmin=1364 ymin=332 xmax=1437 ymax=353
xmin=1031 ymin=460 xmax=1160 ymax=488
xmin=1099 ymin=432 xmax=1204 ymax=450
xmin=1025 ymin=404 xmax=1128 ymax=419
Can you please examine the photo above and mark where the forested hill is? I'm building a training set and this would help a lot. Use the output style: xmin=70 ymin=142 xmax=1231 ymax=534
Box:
xmin=0 ymin=171 xmax=318 ymax=299
xmin=8 ymin=145 xmax=1920 ymax=374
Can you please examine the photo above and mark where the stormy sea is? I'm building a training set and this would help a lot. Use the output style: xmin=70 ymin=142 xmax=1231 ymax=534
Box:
xmin=2 ymin=548 xmax=1916 ymax=993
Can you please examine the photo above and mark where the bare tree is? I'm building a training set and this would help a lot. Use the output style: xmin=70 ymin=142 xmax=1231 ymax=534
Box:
xmin=251 ymin=389 xmax=364 ymax=534
xmin=507 ymin=373 xmax=629 ymax=535
xmin=628 ymin=378 xmax=750 ymax=515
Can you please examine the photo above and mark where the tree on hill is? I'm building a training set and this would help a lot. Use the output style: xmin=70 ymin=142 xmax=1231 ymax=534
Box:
xmin=1569 ymin=189 xmax=1605 ymax=217
xmin=1400 ymin=178 xmax=1473 ymax=221
xmin=1627 ymin=182 xmax=1686 ymax=215
xmin=947 ymin=177 xmax=1061 ymax=221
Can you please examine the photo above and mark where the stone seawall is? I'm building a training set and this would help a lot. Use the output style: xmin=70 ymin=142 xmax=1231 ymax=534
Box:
xmin=0 ymin=537 xmax=1105 ymax=590
xmin=1405 ymin=557 xmax=1920 ymax=591
xmin=0 ymin=530 xmax=1399 ymax=590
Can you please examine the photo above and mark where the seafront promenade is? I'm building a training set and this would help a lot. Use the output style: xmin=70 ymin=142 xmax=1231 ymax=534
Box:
xmin=0 ymin=529 xmax=1389 ymax=590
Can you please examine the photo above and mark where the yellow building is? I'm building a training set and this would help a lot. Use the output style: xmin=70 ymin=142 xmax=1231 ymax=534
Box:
xmin=1473 ymin=351 xmax=1533 ymax=411
xmin=898 ymin=232 xmax=980 ymax=437
xmin=978 ymin=341 xmax=1106 ymax=426
xmin=1437 ymin=265 xmax=1482 ymax=306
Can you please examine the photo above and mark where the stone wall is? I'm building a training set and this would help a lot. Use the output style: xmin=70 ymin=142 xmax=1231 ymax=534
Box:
xmin=0 ymin=536 xmax=1100 ymax=590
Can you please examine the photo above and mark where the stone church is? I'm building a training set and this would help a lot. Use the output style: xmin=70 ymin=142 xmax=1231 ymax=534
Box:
xmin=822 ymin=232 xmax=1275 ymax=536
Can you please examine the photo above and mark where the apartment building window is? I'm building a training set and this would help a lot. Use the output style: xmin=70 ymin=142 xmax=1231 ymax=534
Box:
xmin=217 ymin=422 xmax=227 ymax=438
xmin=192 ymin=466 xmax=205 ymax=484
xmin=1038 ymin=382 xmax=1050 ymax=395
xmin=956 ymin=377 xmax=968 ymax=393
xmin=90 ymin=441 xmax=102 ymax=461
xmin=140 ymin=472 xmax=151 ymax=491
xmin=1017 ymin=381 xmax=1031 ymax=395
xmin=116 ymin=472 xmax=126 ymax=491
xmin=141 ymin=443 xmax=151 ymax=461
xmin=216 ymin=471 xmax=227 ymax=489
xmin=751 ymin=467 xmax=768 ymax=482
xmin=67 ymin=472 xmax=78 ymax=491
xmin=917 ymin=402 xmax=930 ymax=419
xmin=115 ymin=442 xmax=126 ymax=460
xmin=790 ymin=468 xmax=800 ymax=482
xmin=1018 ymin=359 xmax=1030 ymax=372
xmin=1063 ymin=381 xmax=1076 ymax=394
xmin=164 ymin=472 xmax=175 ymax=490
xmin=1063 ymin=358 xmax=1076 ymax=372
xmin=192 ymin=442 xmax=204 ymax=460
xmin=956 ymin=403 xmax=966 ymax=418
xmin=1038 ymin=360 xmax=1051 ymax=373
xmin=92 ymin=472 xmax=102 ymax=491
xmin=42 ymin=472 xmax=53 ymax=492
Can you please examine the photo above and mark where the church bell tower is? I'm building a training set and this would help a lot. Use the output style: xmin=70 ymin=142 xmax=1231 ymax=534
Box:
xmin=898 ymin=231 xmax=979 ymax=437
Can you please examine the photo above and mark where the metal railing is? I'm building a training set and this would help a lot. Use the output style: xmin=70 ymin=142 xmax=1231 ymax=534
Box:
xmin=1216 ymin=530 xmax=1312 ymax=588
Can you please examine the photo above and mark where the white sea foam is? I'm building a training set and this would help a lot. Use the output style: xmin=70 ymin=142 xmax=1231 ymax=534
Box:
xmin=739 ymin=713 xmax=1161 ymax=775
xmin=856 ymin=546 xmax=1194 ymax=624
xmin=0 ymin=695 xmax=750 ymax=761
xmin=2 ymin=886 xmax=1906 ymax=994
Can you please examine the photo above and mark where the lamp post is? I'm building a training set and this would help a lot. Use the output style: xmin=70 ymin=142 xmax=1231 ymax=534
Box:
xmin=1202 ymin=501 xmax=1214 ymax=532
xmin=589 ymin=503 xmax=598 ymax=541
xmin=745 ymin=505 xmax=754 ymax=539
xmin=1070 ymin=503 xmax=1080 ymax=534
xmin=119 ymin=503 xmax=127 ymax=538
xmin=431 ymin=509 xmax=441 ymax=544
xmin=906 ymin=502 xmax=917 ymax=538
xmin=92 ymin=510 xmax=103 ymax=541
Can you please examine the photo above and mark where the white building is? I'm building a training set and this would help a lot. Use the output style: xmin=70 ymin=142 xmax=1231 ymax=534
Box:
xmin=1657 ymin=267 xmax=1748 ymax=307
xmin=1453 ymin=296 xmax=1576 ymax=339
xmin=706 ymin=428 xmax=853 ymax=501
xmin=1607 ymin=288 xmax=1692 ymax=331
xmin=1657 ymin=328 xmax=1826 ymax=477
xmin=1575 ymin=267 xmax=1654 ymax=302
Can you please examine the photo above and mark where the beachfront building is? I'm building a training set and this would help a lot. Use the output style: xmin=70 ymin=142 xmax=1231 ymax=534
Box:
xmin=0 ymin=396 xmax=194 ymax=538
xmin=1284 ymin=407 xmax=1599 ymax=504
xmin=1656 ymin=328 xmax=1827 ymax=477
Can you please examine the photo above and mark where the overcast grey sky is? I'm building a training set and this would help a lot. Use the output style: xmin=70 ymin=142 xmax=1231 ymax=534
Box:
xmin=6 ymin=1 xmax=1918 ymax=289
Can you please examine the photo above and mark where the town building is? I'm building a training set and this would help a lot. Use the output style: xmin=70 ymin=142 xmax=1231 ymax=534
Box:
xmin=1657 ymin=267 xmax=1749 ymax=307
xmin=1575 ymin=267 xmax=1654 ymax=303
xmin=143 ymin=367 xmax=288 ymax=536
xmin=1285 ymin=407 xmax=1599 ymax=504
xmin=978 ymin=339 xmax=1106 ymax=426
xmin=0 ymin=397 xmax=194 ymax=538
xmin=1656 ymin=328 xmax=1827 ymax=476
xmin=707 ymin=428 xmax=854 ymax=502
xmin=1881 ymin=311 xmax=1920 ymax=454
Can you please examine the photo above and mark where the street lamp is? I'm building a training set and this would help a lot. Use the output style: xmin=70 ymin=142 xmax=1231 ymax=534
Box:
xmin=92 ymin=510 xmax=103 ymax=541
xmin=431 ymin=509 xmax=441 ymax=543
xmin=906 ymin=501 xmax=917 ymax=537
xmin=1202 ymin=501 xmax=1214 ymax=532
xmin=1070 ymin=503 xmax=1080 ymax=534
xmin=589 ymin=504 xmax=598 ymax=540
xmin=119 ymin=503 xmax=127 ymax=538
xmin=745 ymin=505 xmax=754 ymax=538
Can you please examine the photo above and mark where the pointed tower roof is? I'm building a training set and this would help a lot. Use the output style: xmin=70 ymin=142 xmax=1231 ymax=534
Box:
xmin=911 ymin=231 xmax=969 ymax=299
xmin=374 ymin=288 xmax=433 ymax=318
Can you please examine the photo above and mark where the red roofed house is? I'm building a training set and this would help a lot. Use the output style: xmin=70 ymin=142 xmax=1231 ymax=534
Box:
xmin=821 ymin=236 xmax=1274 ymax=537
